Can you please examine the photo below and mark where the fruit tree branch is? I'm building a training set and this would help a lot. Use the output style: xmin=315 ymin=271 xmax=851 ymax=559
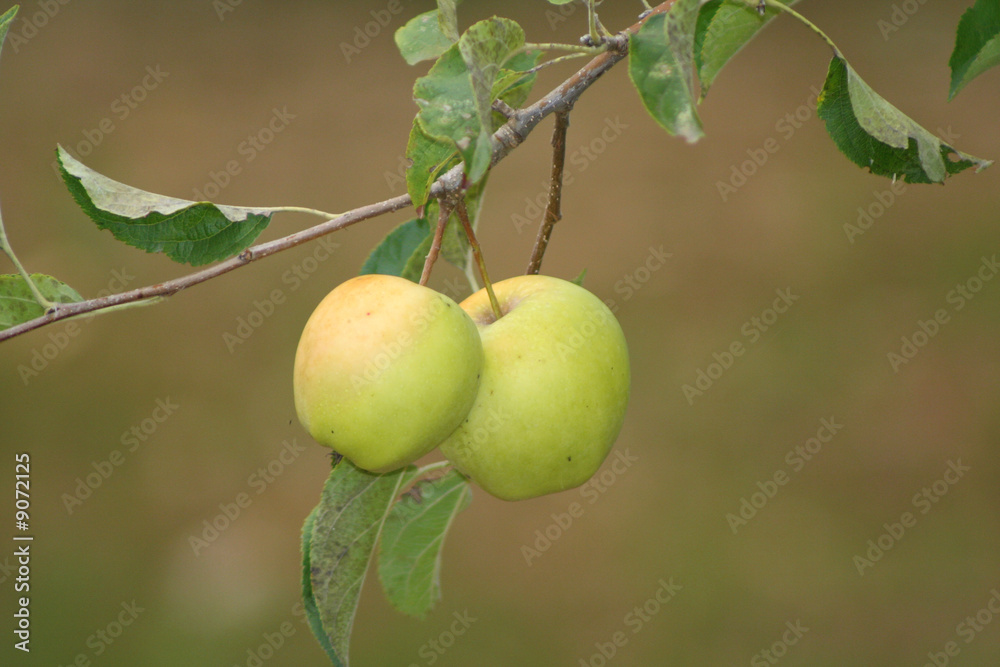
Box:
xmin=526 ymin=110 xmax=571 ymax=275
xmin=0 ymin=1 xmax=675 ymax=343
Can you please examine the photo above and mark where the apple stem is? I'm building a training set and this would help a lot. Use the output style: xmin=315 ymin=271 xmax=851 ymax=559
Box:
xmin=455 ymin=198 xmax=503 ymax=321
xmin=420 ymin=201 xmax=453 ymax=286
xmin=527 ymin=111 xmax=570 ymax=275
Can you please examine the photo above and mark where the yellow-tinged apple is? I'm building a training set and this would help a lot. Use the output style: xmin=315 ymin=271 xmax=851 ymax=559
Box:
xmin=439 ymin=275 xmax=630 ymax=501
xmin=293 ymin=274 xmax=483 ymax=473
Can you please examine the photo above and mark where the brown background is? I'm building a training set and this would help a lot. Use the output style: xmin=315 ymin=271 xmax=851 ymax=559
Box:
xmin=2 ymin=1 xmax=999 ymax=665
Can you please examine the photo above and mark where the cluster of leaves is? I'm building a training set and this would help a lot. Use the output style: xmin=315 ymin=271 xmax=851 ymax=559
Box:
xmin=302 ymin=461 xmax=470 ymax=665
xmin=1 ymin=0 xmax=999 ymax=664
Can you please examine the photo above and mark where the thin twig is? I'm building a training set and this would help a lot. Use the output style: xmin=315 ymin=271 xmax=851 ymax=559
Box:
xmin=0 ymin=194 xmax=411 ymax=340
xmin=492 ymin=99 xmax=517 ymax=119
xmin=455 ymin=199 xmax=502 ymax=321
xmin=0 ymin=1 xmax=677 ymax=343
xmin=527 ymin=111 xmax=571 ymax=275
xmin=419 ymin=201 xmax=453 ymax=286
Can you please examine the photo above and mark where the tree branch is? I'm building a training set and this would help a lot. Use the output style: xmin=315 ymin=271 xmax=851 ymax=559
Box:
xmin=0 ymin=193 xmax=411 ymax=340
xmin=0 ymin=1 xmax=675 ymax=343
xmin=527 ymin=110 xmax=571 ymax=275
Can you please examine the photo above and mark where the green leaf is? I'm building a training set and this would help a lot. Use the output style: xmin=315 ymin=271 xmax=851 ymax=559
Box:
xmin=458 ymin=17 xmax=527 ymax=173
xmin=571 ymin=268 xmax=587 ymax=287
xmin=307 ymin=460 xmax=407 ymax=667
xmin=58 ymin=146 xmax=273 ymax=266
xmin=414 ymin=45 xmax=482 ymax=180
xmin=695 ymin=0 xmax=800 ymax=99
xmin=0 ymin=273 xmax=84 ymax=330
xmin=629 ymin=6 xmax=705 ymax=143
xmin=0 ymin=5 xmax=19 ymax=60
xmin=405 ymin=36 xmax=536 ymax=209
xmin=378 ymin=471 xmax=471 ymax=618
xmin=817 ymin=57 xmax=992 ymax=183
xmin=301 ymin=505 xmax=339 ymax=666
xmin=406 ymin=119 xmax=460 ymax=209
xmin=948 ymin=0 xmax=1000 ymax=100
xmin=360 ymin=217 xmax=432 ymax=281
xmin=492 ymin=50 xmax=542 ymax=125
xmin=414 ymin=18 xmax=526 ymax=186
xmin=437 ymin=0 xmax=461 ymax=42
xmin=396 ymin=10 xmax=456 ymax=66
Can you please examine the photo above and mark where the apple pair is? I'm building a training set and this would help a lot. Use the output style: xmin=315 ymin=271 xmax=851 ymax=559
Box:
xmin=293 ymin=272 xmax=630 ymax=500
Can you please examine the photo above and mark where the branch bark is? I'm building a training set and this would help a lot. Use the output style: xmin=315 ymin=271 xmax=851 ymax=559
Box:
xmin=0 ymin=1 xmax=674 ymax=343
xmin=526 ymin=110 xmax=571 ymax=275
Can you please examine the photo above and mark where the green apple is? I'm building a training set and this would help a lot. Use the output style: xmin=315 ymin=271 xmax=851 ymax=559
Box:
xmin=293 ymin=274 xmax=483 ymax=473
xmin=439 ymin=275 xmax=630 ymax=501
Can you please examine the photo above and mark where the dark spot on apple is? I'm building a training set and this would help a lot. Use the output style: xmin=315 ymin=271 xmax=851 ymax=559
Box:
xmin=567 ymin=456 xmax=572 ymax=462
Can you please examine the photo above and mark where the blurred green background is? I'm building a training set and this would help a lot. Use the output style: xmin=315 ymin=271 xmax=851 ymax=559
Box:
xmin=2 ymin=1 xmax=999 ymax=665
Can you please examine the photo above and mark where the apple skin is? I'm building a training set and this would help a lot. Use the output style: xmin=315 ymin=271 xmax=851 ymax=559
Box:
xmin=439 ymin=275 xmax=630 ymax=501
xmin=293 ymin=274 xmax=483 ymax=473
